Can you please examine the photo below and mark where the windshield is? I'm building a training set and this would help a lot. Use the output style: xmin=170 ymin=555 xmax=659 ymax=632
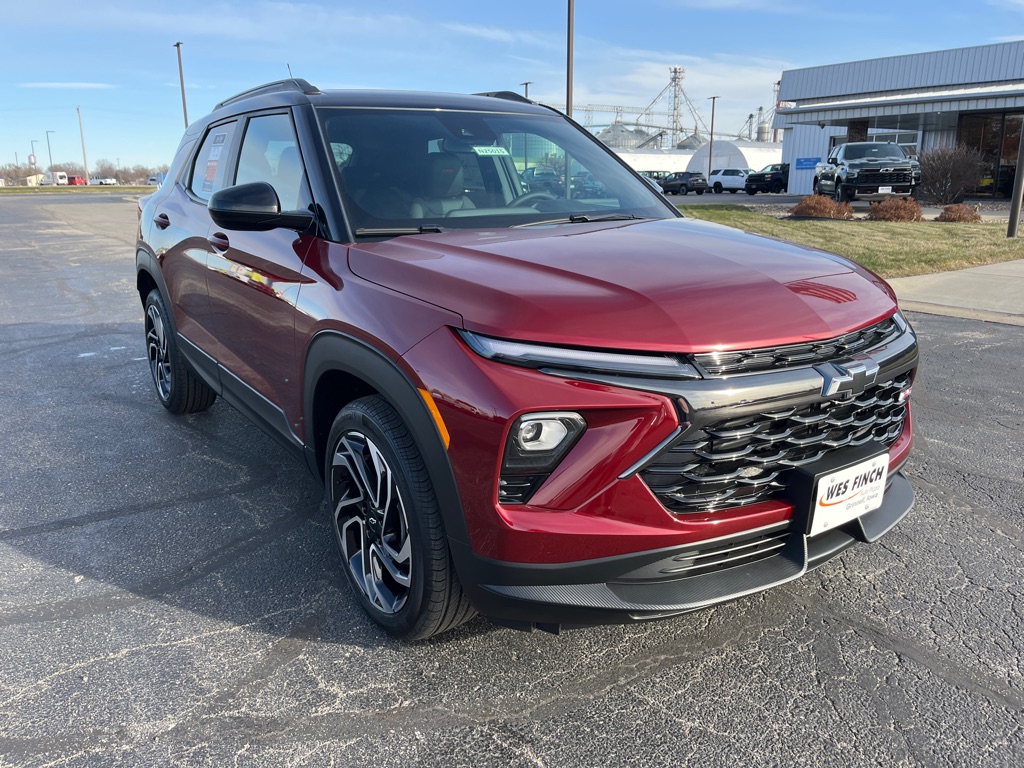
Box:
xmin=844 ymin=143 xmax=908 ymax=161
xmin=316 ymin=107 xmax=675 ymax=235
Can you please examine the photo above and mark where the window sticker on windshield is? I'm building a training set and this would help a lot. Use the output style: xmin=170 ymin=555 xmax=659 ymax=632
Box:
xmin=212 ymin=133 xmax=227 ymax=145
xmin=208 ymin=145 xmax=222 ymax=161
xmin=472 ymin=146 xmax=510 ymax=157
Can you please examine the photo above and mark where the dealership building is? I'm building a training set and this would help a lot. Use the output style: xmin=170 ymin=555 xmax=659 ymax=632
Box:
xmin=773 ymin=40 xmax=1024 ymax=196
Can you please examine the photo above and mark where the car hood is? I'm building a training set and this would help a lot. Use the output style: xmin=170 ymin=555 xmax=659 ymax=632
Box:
xmin=348 ymin=218 xmax=898 ymax=352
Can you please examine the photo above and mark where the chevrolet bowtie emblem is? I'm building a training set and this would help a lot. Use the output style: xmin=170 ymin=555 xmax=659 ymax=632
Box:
xmin=816 ymin=354 xmax=880 ymax=399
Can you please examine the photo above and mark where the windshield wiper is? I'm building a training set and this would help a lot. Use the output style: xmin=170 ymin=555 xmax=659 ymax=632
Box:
xmin=355 ymin=225 xmax=446 ymax=237
xmin=513 ymin=214 xmax=645 ymax=228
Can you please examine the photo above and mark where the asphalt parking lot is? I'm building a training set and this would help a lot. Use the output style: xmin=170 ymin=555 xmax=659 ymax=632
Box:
xmin=0 ymin=193 xmax=1022 ymax=767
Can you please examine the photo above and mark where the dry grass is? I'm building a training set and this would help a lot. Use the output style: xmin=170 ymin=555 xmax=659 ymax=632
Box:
xmin=677 ymin=204 xmax=1024 ymax=278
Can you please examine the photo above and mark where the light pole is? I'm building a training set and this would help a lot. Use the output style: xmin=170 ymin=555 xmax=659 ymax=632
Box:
xmin=520 ymin=81 xmax=532 ymax=99
xmin=30 ymin=140 xmax=39 ymax=167
xmin=707 ymin=96 xmax=719 ymax=181
xmin=77 ymin=106 xmax=89 ymax=182
xmin=566 ymin=0 xmax=574 ymax=118
xmin=116 ymin=158 xmax=121 ymax=184
xmin=45 ymin=130 xmax=55 ymax=179
xmin=173 ymin=41 xmax=189 ymax=128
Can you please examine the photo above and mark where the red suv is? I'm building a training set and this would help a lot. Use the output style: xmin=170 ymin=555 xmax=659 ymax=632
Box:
xmin=136 ymin=80 xmax=918 ymax=639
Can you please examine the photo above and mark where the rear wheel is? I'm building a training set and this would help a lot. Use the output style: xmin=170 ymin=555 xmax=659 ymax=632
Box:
xmin=746 ymin=189 xmax=756 ymax=195
xmin=143 ymin=289 xmax=216 ymax=414
xmin=695 ymin=189 xmax=705 ymax=195
xmin=680 ymin=188 xmax=688 ymax=195
xmin=326 ymin=396 xmax=474 ymax=639
xmin=713 ymin=183 xmax=723 ymax=193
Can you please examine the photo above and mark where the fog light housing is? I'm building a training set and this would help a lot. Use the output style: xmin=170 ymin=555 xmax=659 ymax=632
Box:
xmin=499 ymin=412 xmax=586 ymax=504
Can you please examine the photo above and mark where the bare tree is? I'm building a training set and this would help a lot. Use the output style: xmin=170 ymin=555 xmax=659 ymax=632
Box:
xmin=916 ymin=145 xmax=987 ymax=205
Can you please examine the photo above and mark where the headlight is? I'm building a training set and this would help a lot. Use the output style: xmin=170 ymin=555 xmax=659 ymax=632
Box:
xmin=459 ymin=330 xmax=700 ymax=379
xmin=846 ymin=168 xmax=859 ymax=179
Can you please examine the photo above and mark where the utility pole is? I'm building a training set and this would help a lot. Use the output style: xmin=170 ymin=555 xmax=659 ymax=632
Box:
xmin=173 ymin=41 xmax=189 ymax=128
xmin=30 ymin=140 xmax=39 ymax=166
xmin=520 ymin=81 xmax=532 ymax=99
xmin=707 ymin=96 xmax=719 ymax=180
xmin=1008 ymin=134 xmax=1024 ymax=237
xmin=77 ymin=107 xmax=89 ymax=181
xmin=45 ymin=131 xmax=55 ymax=177
xmin=565 ymin=0 xmax=573 ymax=118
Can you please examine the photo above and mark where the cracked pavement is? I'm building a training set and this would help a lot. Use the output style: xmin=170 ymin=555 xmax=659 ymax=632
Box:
xmin=0 ymin=194 xmax=1021 ymax=767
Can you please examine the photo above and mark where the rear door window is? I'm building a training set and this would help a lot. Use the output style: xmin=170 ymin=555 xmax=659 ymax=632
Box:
xmin=189 ymin=121 xmax=238 ymax=201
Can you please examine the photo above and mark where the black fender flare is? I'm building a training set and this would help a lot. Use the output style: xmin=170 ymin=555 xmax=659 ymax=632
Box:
xmin=303 ymin=331 xmax=470 ymax=546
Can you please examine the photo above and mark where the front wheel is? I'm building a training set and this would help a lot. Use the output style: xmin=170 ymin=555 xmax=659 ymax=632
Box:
xmin=143 ymin=290 xmax=216 ymax=414
xmin=746 ymin=189 xmax=756 ymax=196
xmin=695 ymin=189 xmax=705 ymax=195
xmin=771 ymin=180 xmax=785 ymax=194
xmin=326 ymin=396 xmax=475 ymax=639
xmin=713 ymin=183 xmax=723 ymax=193
xmin=834 ymin=183 xmax=852 ymax=203
xmin=680 ymin=188 xmax=688 ymax=195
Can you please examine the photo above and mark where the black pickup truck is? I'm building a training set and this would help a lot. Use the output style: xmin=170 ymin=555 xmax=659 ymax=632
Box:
xmin=744 ymin=163 xmax=789 ymax=194
xmin=813 ymin=143 xmax=920 ymax=202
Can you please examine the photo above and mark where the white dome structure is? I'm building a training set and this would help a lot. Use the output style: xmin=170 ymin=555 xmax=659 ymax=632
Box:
xmin=686 ymin=139 xmax=782 ymax=175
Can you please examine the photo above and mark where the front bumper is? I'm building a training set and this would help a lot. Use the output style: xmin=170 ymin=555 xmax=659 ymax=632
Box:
xmin=459 ymin=471 xmax=914 ymax=631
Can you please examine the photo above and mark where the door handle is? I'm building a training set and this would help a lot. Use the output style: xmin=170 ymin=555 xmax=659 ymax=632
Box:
xmin=153 ymin=213 xmax=170 ymax=230
xmin=207 ymin=232 xmax=230 ymax=252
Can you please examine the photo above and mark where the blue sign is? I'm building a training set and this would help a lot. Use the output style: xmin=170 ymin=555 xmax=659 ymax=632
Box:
xmin=795 ymin=157 xmax=820 ymax=170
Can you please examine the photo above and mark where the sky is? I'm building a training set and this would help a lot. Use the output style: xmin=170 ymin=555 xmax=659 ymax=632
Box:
xmin=3 ymin=0 xmax=1024 ymax=171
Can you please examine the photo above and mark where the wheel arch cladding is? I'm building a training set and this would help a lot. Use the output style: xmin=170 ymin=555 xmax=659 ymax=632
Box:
xmin=304 ymin=331 xmax=470 ymax=546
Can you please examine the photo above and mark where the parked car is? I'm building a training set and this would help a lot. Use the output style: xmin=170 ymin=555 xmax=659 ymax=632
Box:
xmin=659 ymin=171 xmax=707 ymax=195
xmin=89 ymin=176 xmax=117 ymax=185
xmin=708 ymin=168 xmax=752 ymax=193
xmin=520 ymin=166 xmax=564 ymax=194
xmin=569 ymin=172 xmax=607 ymax=198
xmin=137 ymin=79 xmax=918 ymax=639
xmin=67 ymin=175 xmax=88 ymax=186
xmin=744 ymin=163 xmax=789 ymax=195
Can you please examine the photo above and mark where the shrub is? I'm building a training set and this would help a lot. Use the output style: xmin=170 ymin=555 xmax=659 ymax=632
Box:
xmin=788 ymin=195 xmax=854 ymax=220
xmin=934 ymin=203 xmax=983 ymax=223
xmin=916 ymin=145 xmax=987 ymax=205
xmin=866 ymin=197 xmax=923 ymax=222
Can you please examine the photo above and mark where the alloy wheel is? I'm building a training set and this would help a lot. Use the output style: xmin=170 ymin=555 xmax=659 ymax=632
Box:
xmin=145 ymin=303 xmax=172 ymax=401
xmin=330 ymin=431 xmax=412 ymax=615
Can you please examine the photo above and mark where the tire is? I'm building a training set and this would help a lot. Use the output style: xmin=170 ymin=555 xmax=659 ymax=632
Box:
xmin=713 ymin=183 xmax=723 ymax=193
xmin=729 ymin=189 xmax=738 ymax=194
xmin=834 ymin=183 xmax=852 ymax=203
xmin=325 ymin=395 xmax=475 ymax=640
xmin=695 ymin=189 xmax=705 ymax=195
xmin=143 ymin=289 xmax=216 ymax=414
xmin=771 ymin=180 xmax=784 ymax=194
xmin=813 ymin=178 xmax=821 ymax=195
xmin=680 ymin=188 xmax=688 ymax=195
xmin=746 ymin=189 xmax=756 ymax=196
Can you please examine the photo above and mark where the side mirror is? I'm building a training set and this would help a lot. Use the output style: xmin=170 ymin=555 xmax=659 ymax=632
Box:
xmin=208 ymin=181 xmax=313 ymax=232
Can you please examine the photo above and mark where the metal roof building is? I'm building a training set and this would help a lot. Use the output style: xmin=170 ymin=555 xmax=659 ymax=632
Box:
xmin=773 ymin=40 xmax=1024 ymax=195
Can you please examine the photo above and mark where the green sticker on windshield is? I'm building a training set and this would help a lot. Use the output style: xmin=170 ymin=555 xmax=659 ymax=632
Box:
xmin=472 ymin=146 xmax=510 ymax=157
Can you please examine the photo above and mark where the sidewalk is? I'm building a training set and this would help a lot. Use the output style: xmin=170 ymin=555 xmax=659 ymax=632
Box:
xmin=887 ymin=259 xmax=1024 ymax=326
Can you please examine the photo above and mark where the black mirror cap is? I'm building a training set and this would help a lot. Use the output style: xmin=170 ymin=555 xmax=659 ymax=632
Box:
xmin=209 ymin=181 xmax=313 ymax=232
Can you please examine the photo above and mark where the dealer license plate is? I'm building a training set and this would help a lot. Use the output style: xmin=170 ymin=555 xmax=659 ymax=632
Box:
xmin=810 ymin=454 xmax=889 ymax=537
xmin=878 ymin=185 xmax=893 ymax=194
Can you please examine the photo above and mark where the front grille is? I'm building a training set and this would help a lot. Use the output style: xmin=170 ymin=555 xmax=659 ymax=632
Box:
xmin=857 ymin=169 xmax=913 ymax=185
xmin=651 ymin=526 xmax=792 ymax=579
xmin=691 ymin=317 xmax=900 ymax=376
xmin=641 ymin=373 xmax=911 ymax=513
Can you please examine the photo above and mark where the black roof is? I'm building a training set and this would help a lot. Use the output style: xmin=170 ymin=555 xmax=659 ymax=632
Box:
xmin=208 ymin=78 xmax=553 ymax=118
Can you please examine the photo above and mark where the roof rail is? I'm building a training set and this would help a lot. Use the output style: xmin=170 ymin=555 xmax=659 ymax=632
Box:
xmin=215 ymin=78 xmax=321 ymax=109
xmin=474 ymin=90 xmax=534 ymax=104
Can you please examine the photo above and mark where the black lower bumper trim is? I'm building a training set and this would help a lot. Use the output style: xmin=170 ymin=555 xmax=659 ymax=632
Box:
xmin=455 ymin=472 xmax=914 ymax=630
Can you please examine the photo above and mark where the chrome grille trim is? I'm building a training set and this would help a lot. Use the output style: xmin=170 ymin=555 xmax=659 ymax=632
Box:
xmin=691 ymin=316 xmax=902 ymax=377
